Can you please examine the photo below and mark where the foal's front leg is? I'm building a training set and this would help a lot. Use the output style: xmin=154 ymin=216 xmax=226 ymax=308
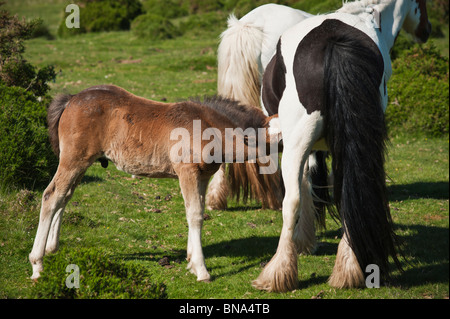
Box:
xmin=177 ymin=168 xmax=211 ymax=282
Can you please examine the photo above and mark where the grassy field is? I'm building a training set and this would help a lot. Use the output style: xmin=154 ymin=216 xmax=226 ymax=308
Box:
xmin=1 ymin=134 xmax=448 ymax=299
xmin=0 ymin=1 xmax=448 ymax=299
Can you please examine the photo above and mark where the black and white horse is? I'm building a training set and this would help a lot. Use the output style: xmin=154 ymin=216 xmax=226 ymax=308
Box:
xmin=252 ymin=0 xmax=431 ymax=292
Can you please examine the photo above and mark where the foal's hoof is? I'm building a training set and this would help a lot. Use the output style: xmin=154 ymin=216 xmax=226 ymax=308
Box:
xmin=187 ymin=261 xmax=211 ymax=283
xmin=195 ymin=273 xmax=211 ymax=283
xmin=195 ymin=270 xmax=211 ymax=283
xmin=29 ymin=261 xmax=43 ymax=282
xmin=198 ymin=277 xmax=211 ymax=283
xmin=30 ymin=273 xmax=40 ymax=282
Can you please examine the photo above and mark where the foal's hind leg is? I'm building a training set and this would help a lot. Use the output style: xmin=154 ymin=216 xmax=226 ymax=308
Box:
xmin=29 ymin=159 xmax=88 ymax=280
xmin=45 ymin=171 xmax=85 ymax=255
xmin=176 ymin=166 xmax=211 ymax=282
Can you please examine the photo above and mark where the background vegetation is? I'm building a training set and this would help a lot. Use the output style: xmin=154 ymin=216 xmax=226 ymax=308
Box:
xmin=0 ymin=7 xmax=57 ymax=191
xmin=27 ymin=247 xmax=167 ymax=298
xmin=0 ymin=0 xmax=448 ymax=299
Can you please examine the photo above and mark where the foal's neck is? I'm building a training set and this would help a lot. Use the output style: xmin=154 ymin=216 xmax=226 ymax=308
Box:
xmin=373 ymin=0 xmax=411 ymax=51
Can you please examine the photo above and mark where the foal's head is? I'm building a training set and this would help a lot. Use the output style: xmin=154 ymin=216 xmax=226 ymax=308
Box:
xmin=403 ymin=0 xmax=432 ymax=43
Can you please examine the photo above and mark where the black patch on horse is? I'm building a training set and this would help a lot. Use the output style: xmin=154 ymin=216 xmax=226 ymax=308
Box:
xmin=293 ymin=19 xmax=384 ymax=115
xmin=262 ymin=39 xmax=286 ymax=116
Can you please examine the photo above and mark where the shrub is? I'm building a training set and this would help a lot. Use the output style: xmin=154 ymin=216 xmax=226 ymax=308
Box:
xmin=390 ymin=32 xmax=415 ymax=61
xmin=143 ymin=0 xmax=188 ymax=19
xmin=224 ymin=0 xmax=447 ymax=23
xmin=131 ymin=13 xmax=181 ymax=40
xmin=292 ymin=0 xmax=342 ymax=14
xmin=180 ymin=11 xmax=227 ymax=34
xmin=228 ymin=0 xmax=263 ymax=16
xmin=0 ymin=5 xmax=57 ymax=191
xmin=30 ymin=20 xmax=54 ymax=40
xmin=183 ymin=0 xmax=224 ymax=14
xmin=221 ymin=0 xmax=341 ymax=18
xmin=386 ymin=43 xmax=449 ymax=137
xmin=28 ymin=247 xmax=167 ymax=299
xmin=0 ymin=84 xmax=58 ymax=191
xmin=1 ymin=58 xmax=56 ymax=97
xmin=0 ymin=6 xmax=56 ymax=96
xmin=429 ymin=0 xmax=449 ymax=25
xmin=58 ymin=0 xmax=143 ymax=37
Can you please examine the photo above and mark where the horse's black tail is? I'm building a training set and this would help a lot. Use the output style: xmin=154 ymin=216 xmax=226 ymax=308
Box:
xmin=310 ymin=151 xmax=337 ymax=229
xmin=323 ymin=26 xmax=401 ymax=283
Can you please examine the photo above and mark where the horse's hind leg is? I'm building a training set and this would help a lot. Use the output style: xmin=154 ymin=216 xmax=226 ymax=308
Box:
xmin=29 ymin=159 xmax=88 ymax=280
xmin=252 ymin=112 xmax=323 ymax=292
xmin=328 ymin=233 xmax=364 ymax=288
xmin=293 ymin=163 xmax=317 ymax=255
xmin=177 ymin=166 xmax=211 ymax=282
xmin=205 ymin=163 xmax=228 ymax=210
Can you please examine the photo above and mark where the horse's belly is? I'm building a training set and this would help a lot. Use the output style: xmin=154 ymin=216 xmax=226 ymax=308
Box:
xmin=104 ymin=147 xmax=177 ymax=178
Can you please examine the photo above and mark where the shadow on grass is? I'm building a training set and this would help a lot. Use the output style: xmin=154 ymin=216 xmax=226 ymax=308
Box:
xmin=388 ymin=181 xmax=449 ymax=201
xmin=391 ymin=223 xmax=449 ymax=287
xmin=118 ymin=221 xmax=448 ymax=288
xmin=117 ymin=181 xmax=448 ymax=288
xmin=223 ymin=205 xmax=266 ymax=212
xmin=81 ymin=174 xmax=104 ymax=184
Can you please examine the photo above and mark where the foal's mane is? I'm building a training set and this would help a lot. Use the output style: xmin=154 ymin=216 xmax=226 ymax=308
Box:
xmin=189 ymin=95 xmax=268 ymax=130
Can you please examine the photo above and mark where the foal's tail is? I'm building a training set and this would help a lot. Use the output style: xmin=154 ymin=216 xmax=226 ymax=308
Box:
xmin=323 ymin=33 xmax=401 ymax=283
xmin=47 ymin=94 xmax=72 ymax=157
xmin=218 ymin=14 xmax=264 ymax=107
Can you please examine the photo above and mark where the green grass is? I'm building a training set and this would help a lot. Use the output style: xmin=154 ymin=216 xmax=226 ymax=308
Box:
xmin=23 ymin=30 xmax=220 ymax=101
xmin=0 ymin=1 xmax=448 ymax=299
xmin=434 ymin=25 xmax=449 ymax=57
xmin=1 ymin=136 xmax=448 ymax=299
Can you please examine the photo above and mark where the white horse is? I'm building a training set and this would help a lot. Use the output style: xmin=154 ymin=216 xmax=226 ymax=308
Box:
xmin=217 ymin=4 xmax=313 ymax=110
xmin=252 ymin=0 xmax=431 ymax=292
xmin=207 ymin=4 xmax=313 ymax=216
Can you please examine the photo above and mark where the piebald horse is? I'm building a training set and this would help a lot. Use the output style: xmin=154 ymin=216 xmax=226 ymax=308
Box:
xmin=207 ymin=4 xmax=313 ymax=212
xmin=29 ymin=85 xmax=281 ymax=282
xmin=214 ymin=4 xmax=332 ymax=256
xmin=253 ymin=0 xmax=431 ymax=292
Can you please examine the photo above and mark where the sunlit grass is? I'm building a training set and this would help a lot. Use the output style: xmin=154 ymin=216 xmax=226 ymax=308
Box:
xmin=0 ymin=0 xmax=448 ymax=299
